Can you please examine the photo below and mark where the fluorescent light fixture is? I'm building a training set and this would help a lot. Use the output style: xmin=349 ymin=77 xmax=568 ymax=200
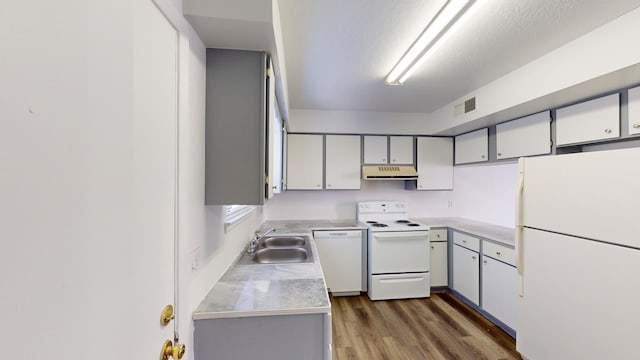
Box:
xmin=385 ymin=0 xmax=482 ymax=85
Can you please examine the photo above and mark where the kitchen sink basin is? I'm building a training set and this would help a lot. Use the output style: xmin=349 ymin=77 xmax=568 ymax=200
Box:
xmin=252 ymin=248 xmax=309 ymax=264
xmin=261 ymin=236 xmax=306 ymax=248
xmin=236 ymin=235 xmax=314 ymax=265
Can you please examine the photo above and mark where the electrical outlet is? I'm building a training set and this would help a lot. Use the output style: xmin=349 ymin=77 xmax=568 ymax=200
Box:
xmin=191 ymin=247 xmax=200 ymax=272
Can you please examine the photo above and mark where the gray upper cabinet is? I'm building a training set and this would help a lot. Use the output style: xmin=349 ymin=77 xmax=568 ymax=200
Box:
xmin=389 ymin=136 xmax=414 ymax=164
xmin=495 ymin=111 xmax=551 ymax=160
xmin=556 ymin=93 xmax=620 ymax=146
xmin=416 ymin=137 xmax=453 ymax=190
xmin=455 ymin=128 xmax=488 ymax=165
xmin=363 ymin=136 xmax=388 ymax=164
xmin=205 ymin=49 xmax=269 ymax=205
xmin=628 ymin=86 xmax=640 ymax=136
xmin=286 ymin=134 xmax=324 ymax=190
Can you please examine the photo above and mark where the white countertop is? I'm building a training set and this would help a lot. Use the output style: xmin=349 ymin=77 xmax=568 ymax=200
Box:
xmin=414 ymin=217 xmax=515 ymax=247
xmin=193 ymin=217 xmax=514 ymax=320
xmin=193 ymin=230 xmax=331 ymax=320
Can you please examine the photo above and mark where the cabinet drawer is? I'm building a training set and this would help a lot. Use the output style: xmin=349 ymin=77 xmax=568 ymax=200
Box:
xmin=430 ymin=229 xmax=448 ymax=242
xmin=482 ymin=241 xmax=516 ymax=266
xmin=369 ymin=273 xmax=430 ymax=300
xmin=453 ymin=231 xmax=480 ymax=252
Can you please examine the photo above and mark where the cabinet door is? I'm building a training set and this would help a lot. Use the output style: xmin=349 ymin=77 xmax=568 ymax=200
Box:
xmin=363 ymin=135 xmax=388 ymax=164
xmin=286 ymin=134 xmax=323 ymax=190
xmin=453 ymin=244 xmax=480 ymax=305
xmin=482 ymin=256 xmax=517 ymax=329
xmin=628 ymin=86 xmax=640 ymax=136
xmin=325 ymin=135 xmax=361 ymax=190
xmin=556 ymin=93 xmax=620 ymax=146
xmin=416 ymin=137 xmax=453 ymax=190
xmin=313 ymin=230 xmax=363 ymax=293
xmin=496 ymin=111 xmax=551 ymax=160
xmin=430 ymin=242 xmax=448 ymax=287
xmin=389 ymin=136 xmax=414 ymax=164
xmin=455 ymin=128 xmax=488 ymax=165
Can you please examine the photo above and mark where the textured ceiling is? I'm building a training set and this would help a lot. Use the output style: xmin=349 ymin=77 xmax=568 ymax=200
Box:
xmin=278 ymin=0 xmax=640 ymax=113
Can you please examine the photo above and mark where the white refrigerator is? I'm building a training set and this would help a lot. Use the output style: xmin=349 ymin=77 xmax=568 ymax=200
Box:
xmin=515 ymin=147 xmax=640 ymax=360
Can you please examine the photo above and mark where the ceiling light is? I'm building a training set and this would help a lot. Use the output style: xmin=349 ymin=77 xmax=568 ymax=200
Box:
xmin=385 ymin=0 xmax=482 ymax=85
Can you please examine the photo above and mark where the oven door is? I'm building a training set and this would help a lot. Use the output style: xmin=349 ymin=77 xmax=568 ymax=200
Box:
xmin=369 ymin=231 xmax=429 ymax=273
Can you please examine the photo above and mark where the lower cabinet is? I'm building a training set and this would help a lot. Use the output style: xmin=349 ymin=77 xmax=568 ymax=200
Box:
xmin=430 ymin=229 xmax=449 ymax=287
xmin=195 ymin=312 xmax=331 ymax=360
xmin=452 ymin=244 xmax=480 ymax=305
xmin=451 ymin=230 xmax=517 ymax=335
xmin=313 ymin=230 xmax=364 ymax=294
xmin=481 ymin=256 xmax=517 ymax=330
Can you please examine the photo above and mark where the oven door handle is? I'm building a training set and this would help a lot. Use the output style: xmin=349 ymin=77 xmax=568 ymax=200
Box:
xmin=372 ymin=231 xmax=429 ymax=238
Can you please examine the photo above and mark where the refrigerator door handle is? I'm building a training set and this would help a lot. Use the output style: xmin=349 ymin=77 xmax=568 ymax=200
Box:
xmin=515 ymin=159 xmax=525 ymax=297
xmin=516 ymin=226 xmax=524 ymax=297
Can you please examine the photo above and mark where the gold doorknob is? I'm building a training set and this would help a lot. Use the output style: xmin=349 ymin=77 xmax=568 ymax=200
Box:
xmin=160 ymin=305 xmax=174 ymax=326
xmin=160 ymin=340 xmax=186 ymax=360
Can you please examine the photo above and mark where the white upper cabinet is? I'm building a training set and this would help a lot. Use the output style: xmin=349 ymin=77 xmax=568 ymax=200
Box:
xmin=325 ymin=135 xmax=361 ymax=190
xmin=455 ymin=128 xmax=488 ymax=165
xmin=363 ymin=135 xmax=388 ymax=164
xmin=389 ymin=136 xmax=414 ymax=164
xmin=628 ymin=86 xmax=640 ymax=136
xmin=496 ymin=111 xmax=551 ymax=160
xmin=286 ymin=134 xmax=323 ymax=190
xmin=416 ymin=137 xmax=453 ymax=190
xmin=556 ymin=93 xmax=620 ymax=146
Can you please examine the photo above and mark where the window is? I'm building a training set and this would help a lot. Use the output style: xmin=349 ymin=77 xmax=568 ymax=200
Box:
xmin=224 ymin=205 xmax=255 ymax=224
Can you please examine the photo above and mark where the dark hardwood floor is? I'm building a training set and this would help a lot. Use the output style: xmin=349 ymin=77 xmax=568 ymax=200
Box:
xmin=330 ymin=292 xmax=521 ymax=360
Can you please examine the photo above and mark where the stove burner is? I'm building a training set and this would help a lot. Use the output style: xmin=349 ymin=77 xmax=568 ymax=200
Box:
xmin=366 ymin=221 xmax=378 ymax=224
xmin=395 ymin=220 xmax=410 ymax=223
xmin=407 ymin=223 xmax=420 ymax=227
xmin=371 ymin=223 xmax=389 ymax=228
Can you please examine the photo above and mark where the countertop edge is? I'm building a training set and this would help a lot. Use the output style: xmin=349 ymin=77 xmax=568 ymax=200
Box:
xmin=193 ymin=304 xmax=332 ymax=320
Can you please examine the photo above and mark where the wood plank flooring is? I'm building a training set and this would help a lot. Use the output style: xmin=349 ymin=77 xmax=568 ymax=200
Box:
xmin=330 ymin=292 xmax=521 ymax=360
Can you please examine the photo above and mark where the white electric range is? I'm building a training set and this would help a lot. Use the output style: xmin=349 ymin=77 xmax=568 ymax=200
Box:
xmin=357 ymin=201 xmax=431 ymax=300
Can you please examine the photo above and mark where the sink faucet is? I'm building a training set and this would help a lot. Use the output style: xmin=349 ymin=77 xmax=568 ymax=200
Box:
xmin=247 ymin=228 xmax=276 ymax=253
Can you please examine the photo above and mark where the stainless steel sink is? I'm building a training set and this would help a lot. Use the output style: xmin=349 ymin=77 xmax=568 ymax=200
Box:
xmin=252 ymin=248 xmax=309 ymax=263
xmin=236 ymin=235 xmax=313 ymax=265
xmin=261 ymin=236 xmax=306 ymax=248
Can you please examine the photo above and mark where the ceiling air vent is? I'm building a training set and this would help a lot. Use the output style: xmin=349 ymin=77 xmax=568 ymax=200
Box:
xmin=454 ymin=96 xmax=477 ymax=117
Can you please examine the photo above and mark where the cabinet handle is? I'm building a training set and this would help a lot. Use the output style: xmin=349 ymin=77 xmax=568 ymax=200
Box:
xmin=431 ymin=245 xmax=434 ymax=249
xmin=436 ymin=234 xmax=440 ymax=238
xmin=497 ymin=152 xmax=502 ymax=157
xmin=472 ymin=256 xmax=477 ymax=260
xmin=634 ymin=124 xmax=640 ymax=129
xmin=605 ymin=128 xmax=612 ymax=134
xmin=496 ymin=251 xmax=501 ymax=256
xmin=481 ymin=155 xmax=486 ymax=159
xmin=483 ymin=260 xmax=487 ymax=264
xmin=462 ymin=240 xmax=467 ymax=243
xmin=316 ymin=184 xmax=321 ymax=187
xmin=327 ymin=184 xmax=332 ymax=187
xmin=382 ymin=158 xmax=386 ymax=162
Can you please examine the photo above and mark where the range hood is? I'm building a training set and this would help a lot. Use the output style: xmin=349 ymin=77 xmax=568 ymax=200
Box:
xmin=362 ymin=165 xmax=418 ymax=180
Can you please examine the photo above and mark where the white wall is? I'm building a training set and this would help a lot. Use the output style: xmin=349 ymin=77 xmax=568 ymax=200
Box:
xmin=452 ymin=162 xmax=519 ymax=228
xmin=289 ymin=109 xmax=431 ymax=135
xmin=265 ymin=181 xmax=455 ymax=220
xmin=173 ymin=4 xmax=268 ymax=360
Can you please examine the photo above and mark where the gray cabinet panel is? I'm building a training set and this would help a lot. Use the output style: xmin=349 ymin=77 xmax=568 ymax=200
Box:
xmin=205 ymin=49 xmax=267 ymax=205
